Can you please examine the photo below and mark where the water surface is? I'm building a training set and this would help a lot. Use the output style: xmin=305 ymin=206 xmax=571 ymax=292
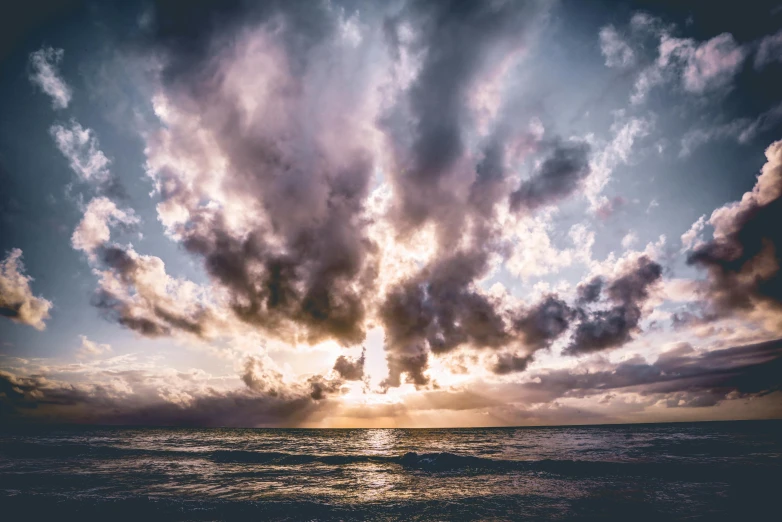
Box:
xmin=1 ymin=420 xmax=780 ymax=520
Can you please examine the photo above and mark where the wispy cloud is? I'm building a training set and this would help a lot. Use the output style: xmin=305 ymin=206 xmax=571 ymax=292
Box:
xmin=50 ymin=121 xmax=111 ymax=183
xmin=28 ymin=46 xmax=72 ymax=109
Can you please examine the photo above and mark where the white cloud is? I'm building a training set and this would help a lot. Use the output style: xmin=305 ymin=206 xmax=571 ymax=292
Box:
xmin=28 ymin=46 xmax=72 ymax=109
xmin=680 ymin=214 xmax=707 ymax=251
xmin=621 ymin=231 xmax=638 ymax=249
xmin=632 ymin=31 xmax=746 ymax=104
xmin=72 ymin=197 xmax=140 ymax=260
xmin=76 ymin=335 xmax=112 ymax=358
xmin=586 ymin=116 xmax=652 ymax=206
xmin=676 ymin=33 xmax=746 ymax=94
xmin=50 ymin=121 xmax=112 ymax=183
xmin=599 ymin=25 xmax=635 ymax=68
xmin=502 ymin=212 xmax=594 ymax=280
xmin=708 ymin=140 xmax=782 ymax=241
xmin=0 ymin=249 xmax=53 ymax=330
xmin=90 ymin=245 xmax=226 ymax=342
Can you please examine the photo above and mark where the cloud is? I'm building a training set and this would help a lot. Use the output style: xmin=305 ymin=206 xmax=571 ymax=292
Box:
xmin=513 ymin=295 xmax=574 ymax=352
xmin=681 ymin=214 xmax=707 ymax=251
xmin=755 ymin=29 xmax=782 ymax=69
xmin=522 ymin=338 xmax=782 ymax=407
xmin=509 ymin=140 xmax=591 ymax=213
xmin=71 ymin=197 xmax=139 ymax=261
xmin=585 ymin=117 xmax=651 ymax=206
xmin=621 ymin=15 xmax=747 ymax=104
xmin=28 ymin=46 xmax=72 ymax=109
xmin=672 ymin=33 xmax=746 ymax=94
xmin=599 ymin=25 xmax=635 ymax=68
xmin=0 ymin=249 xmax=52 ymax=330
xmin=379 ymin=250 xmax=506 ymax=388
xmin=0 ymin=364 xmax=334 ymax=427
xmin=564 ymin=255 xmax=662 ymax=356
xmin=3 ymin=337 xmax=779 ymax=426
xmin=76 ymin=335 xmax=111 ymax=359
xmin=492 ymin=352 xmax=533 ymax=375
xmin=505 ymin=218 xmax=593 ymax=279
xmin=92 ymin=246 xmax=219 ymax=340
xmin=381 ymin=0 xmax=548 ymax=242
xmin=142 ymin=2 xmax=383 ymax=347
xmin=687 ymin=139 xmax=782 ymax=329
xmin=50 ymin=121 xmax=112 ymax=184
xmin=379 ymin=250 xmax=580 ymax=385
xmin=679 ymin=102 xmax=782 ymax=156
xmin=333 ymin=348 xmax=366 ymax=381
xmin=135 ymin=0 xmax=567 ymax=387
xmin=621 ymin=231 xmax=638 ymax=249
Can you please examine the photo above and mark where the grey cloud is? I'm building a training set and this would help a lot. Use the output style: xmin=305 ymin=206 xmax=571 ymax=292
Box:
xmin=379 ymin=251 xmax=508 ymax=388
xmin=599 ymin=25 xmax=635 ymax=68
xmin=333 ymin=348 xmax=366 ymax=381
xmin=577 ymin=277 xmax=604 ymax=304
xmin=0 ymin=358 xmax=341 ymax=426
xmin=522 ymin=338 xmax=782 ymax=407
xmin=509 ymin=140 xmax=591 ymax=213
xmin=135 ymin=1 xmax=566 ymax=380
xmin=381 ymin=253 xmax=578 ymax=385
xmin=139 ymin=0 xmax=380 ymax=347
xmin=383 ymin=0 xmax=548 ymax=241
xmin=307 ymin=375 xmax=344 ymax=401
xmin=754 ymin=29 xmax=782 ymax=69
xmin=686 ymin=140 xmax=782 ymax=325
xmin=565 ymin=256 xmax=662 ymax=356
xmin=376 ymin=0 xmax=554 ymax=386
xmin=492 ymin=352 xmax=533 ymax=375
xmin=512 ymin=295 xmax=574 ymax=352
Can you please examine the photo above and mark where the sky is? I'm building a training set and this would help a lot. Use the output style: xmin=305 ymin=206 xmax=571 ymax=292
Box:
xmin=1 ymin=0 xmax=782 ymax=428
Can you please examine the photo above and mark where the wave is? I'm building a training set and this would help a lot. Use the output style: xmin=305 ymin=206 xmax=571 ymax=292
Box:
xmin=3 ymin=444 xmax=775 ymax=481
xmin=209 ymin=450 xmax=773 ymax=480
xmin=0 ymin=442 xmax=207 ymax=460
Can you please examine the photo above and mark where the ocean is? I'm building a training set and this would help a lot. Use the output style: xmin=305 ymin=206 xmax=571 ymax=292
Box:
xmin=0 ymin=420 xmax=780 ymax=521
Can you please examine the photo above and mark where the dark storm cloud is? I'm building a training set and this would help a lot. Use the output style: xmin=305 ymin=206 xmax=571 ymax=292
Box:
xmin=565 ymin=256 xmax=662 ymax=356
xmin=686 ymin=142 xmax=782 ymax=326
xmin=333 ymin=348 xmax=366 ymax=381
xmin=520 ymin=338 xmax=782 ymax=407
xmin=509 ymin=140 xmax=592 ymax=213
